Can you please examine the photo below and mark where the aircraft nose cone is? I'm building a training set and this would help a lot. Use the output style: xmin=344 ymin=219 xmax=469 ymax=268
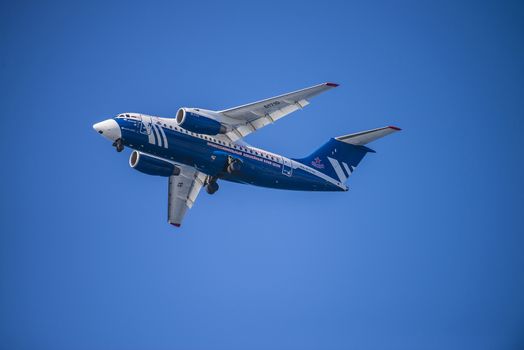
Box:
xmin=93 ymin=119 xmax=121 ymax=141
xmin=92 ymin=123 xmax=104 ymax=134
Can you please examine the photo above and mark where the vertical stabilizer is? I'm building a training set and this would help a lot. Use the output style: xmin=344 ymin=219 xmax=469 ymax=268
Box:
xmin=294 ymin=126 xmax=400 ymax=183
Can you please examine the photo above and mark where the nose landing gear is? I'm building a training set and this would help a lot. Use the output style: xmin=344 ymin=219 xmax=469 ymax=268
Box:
xmin=112 ymin=139 xmax=124 ymax=152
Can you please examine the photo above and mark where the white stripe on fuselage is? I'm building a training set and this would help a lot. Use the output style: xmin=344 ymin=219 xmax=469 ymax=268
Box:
xmin=327 ymin=157 xmax=347 ymax=183
xmin=146 ymin=121 xmax=155 ymax=145
xmin=158 ymin=126 xmax=168 ymax=148
xmin=342 ymin=162 xmax=352 ymax=176
xmin=152 ymin=124 xmax=163 ymax=147
xmin=293 ymin=159 xmax=347 ymax=190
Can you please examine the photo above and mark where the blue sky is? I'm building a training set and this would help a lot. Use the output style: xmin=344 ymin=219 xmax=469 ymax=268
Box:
xmin=1 ymin=0 xmax=523 ymax=349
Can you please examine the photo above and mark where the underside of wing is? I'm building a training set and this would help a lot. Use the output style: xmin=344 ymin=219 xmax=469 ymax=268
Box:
xmin=167 ymin=165 xmax=207 ymax=227
xmin=218 ymin=82 xmax=339 ymax=141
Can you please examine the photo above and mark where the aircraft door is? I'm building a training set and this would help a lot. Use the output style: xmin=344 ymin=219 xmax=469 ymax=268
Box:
xmin=282 ymin=157 xmax=293 ymax=177
xmin=139 ymin=115 xmax=153 ymax=135
xmin=138 ymin=115 xmax=157 ymax=145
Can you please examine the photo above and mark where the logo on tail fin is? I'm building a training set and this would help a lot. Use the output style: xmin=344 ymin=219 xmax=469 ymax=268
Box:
xmin=327 ymin=157 xmax=354 ymax=183
xmin=311 ymin=157 xmax=325 ymax=169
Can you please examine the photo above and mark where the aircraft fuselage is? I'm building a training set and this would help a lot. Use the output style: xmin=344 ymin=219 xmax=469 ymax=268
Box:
xmin=114 ymin=114 xmax=345 ymax=192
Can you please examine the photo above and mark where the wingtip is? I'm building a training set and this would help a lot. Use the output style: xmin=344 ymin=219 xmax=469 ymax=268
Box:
xmin=325 ymin=82 xmax=339 ymax=87
xmin=388 ymin=126 xmax=401 ymax=131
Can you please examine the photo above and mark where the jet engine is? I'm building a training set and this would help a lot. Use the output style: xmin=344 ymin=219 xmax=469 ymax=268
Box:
xmin=129 ymin=151 xmax=180 ymax=177
xmin=176 ymin=108 xmax=226 ymax=135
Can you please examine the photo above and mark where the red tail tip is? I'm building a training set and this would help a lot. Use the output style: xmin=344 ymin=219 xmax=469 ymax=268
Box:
xmin=326 ymin=82 xmax=339 ymax=87
xmin=171 ymin=223 xmax=181 ymax=227
xmin=388 ymin=126 xmax=401 ymax=131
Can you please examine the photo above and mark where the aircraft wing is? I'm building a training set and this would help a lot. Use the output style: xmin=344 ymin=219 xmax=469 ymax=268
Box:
xmin=167 ymin=165 xmax=207 ymax=227
xmin=218 ymin=82 xmax=339 ymax=141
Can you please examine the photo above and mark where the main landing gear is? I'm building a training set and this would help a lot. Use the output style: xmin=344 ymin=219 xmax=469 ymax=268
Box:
xmin=206 ymin=177 xmax=219 ymax=195
xmin=205 ymin=157 xmax=242 ymax=194
xmin=112 ymin=138 xmax=124 ymax=152
xmin=226 ymin=158 xmax=242 ymax=174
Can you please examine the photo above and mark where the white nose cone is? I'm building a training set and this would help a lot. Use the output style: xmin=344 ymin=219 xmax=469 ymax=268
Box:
xmin=93 ymin=119 xmax=121 ymax=141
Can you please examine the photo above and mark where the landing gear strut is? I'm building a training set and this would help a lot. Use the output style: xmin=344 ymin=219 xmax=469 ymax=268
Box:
xmin=113 ymin=138 xmax=124 ymax=152
xmin=226 ymin=159 xmax=242 ymax=174
xmin=226 ymin=157 xmax=242 ymax=174
xmin=206 ymin=177 xmax=219 ymax=195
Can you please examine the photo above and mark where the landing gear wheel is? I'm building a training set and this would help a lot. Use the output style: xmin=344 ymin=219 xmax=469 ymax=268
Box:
xmin=113 ymin=139 xmax=124 ymax=152
xmin=206 ymin=181 xmax=219 ymax=195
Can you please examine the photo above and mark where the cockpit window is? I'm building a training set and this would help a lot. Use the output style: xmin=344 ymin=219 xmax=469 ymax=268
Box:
xmin=116 ymin=113 xmax=139 ymax=119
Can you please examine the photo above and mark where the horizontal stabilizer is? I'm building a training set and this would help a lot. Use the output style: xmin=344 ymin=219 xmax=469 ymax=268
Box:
xmin=336 ymin=126 xmax=401 ymax=146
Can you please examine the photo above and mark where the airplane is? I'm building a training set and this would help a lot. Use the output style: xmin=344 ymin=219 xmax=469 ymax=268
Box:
xmin=93 ymin=82 xmax=400 ymax=227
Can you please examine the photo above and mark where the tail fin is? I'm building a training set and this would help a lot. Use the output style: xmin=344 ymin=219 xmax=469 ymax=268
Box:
xmin=294 ymin=126 xmax=400 ymax=183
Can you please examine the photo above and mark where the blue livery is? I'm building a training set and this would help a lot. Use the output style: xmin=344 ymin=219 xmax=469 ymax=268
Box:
xmin=93 ymin=82 xmax=400 ymax=227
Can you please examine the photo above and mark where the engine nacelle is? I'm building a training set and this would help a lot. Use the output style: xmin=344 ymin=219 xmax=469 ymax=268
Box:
xmin=129 ymin=151 xmax=180 ymax=177
xmin=176 ymin=108 xmax=226 ymax=135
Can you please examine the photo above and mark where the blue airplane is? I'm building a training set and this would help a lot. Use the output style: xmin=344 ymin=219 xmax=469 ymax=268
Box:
xmin=93 ymin=83 xmax=400 ymax=227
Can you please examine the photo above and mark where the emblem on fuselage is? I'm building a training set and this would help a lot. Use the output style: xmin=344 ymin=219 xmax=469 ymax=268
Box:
xmin=311 ymin=157 xmax=325 ymax=169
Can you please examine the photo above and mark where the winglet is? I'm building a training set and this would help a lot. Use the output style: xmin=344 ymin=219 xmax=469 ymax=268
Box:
xmin=326 ymin=82 xmax=339 ymax=87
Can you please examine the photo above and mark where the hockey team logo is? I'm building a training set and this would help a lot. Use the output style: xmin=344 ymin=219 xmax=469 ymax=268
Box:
xmin=311 ymin=157 xmax=325 ymax=169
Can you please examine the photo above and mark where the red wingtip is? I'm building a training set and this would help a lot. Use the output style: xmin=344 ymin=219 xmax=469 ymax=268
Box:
xmin=171 ymin=223 xmax=181 ymax=227
xmin=388 ymin=126 xmax=401 ymax=131
xmin=326 ymin=82 xmax=339 ymax=87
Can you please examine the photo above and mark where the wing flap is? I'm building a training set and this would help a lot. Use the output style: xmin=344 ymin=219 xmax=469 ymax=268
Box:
xmin=167 ymin=165 xmax=207 ymax=227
